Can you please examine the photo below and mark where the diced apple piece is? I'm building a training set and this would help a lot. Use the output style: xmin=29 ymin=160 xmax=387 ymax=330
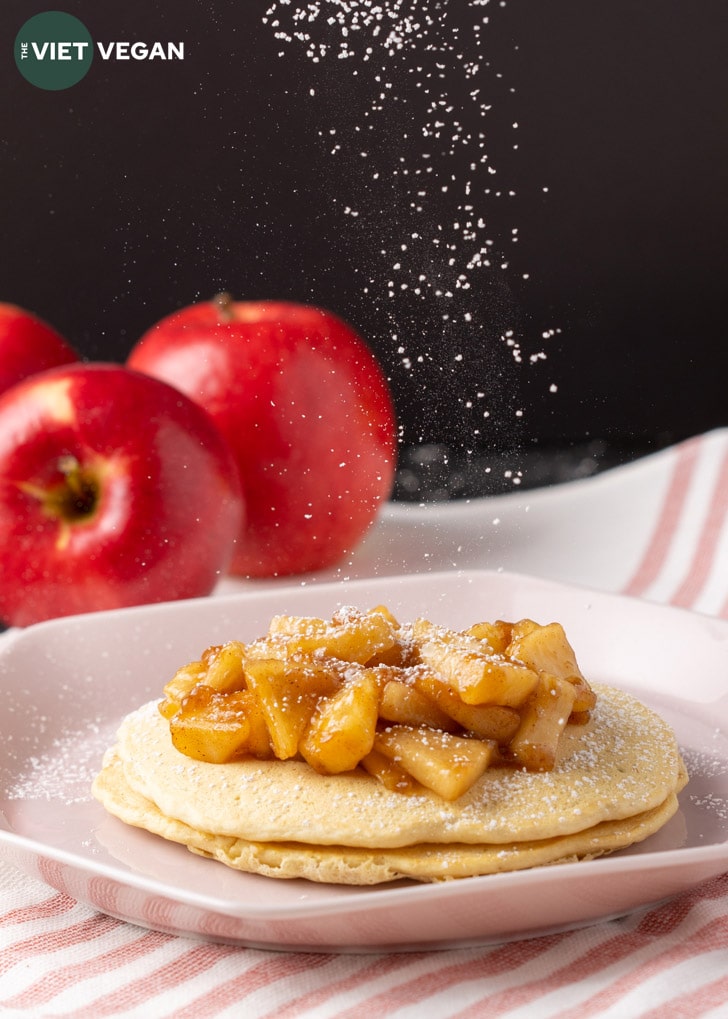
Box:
xmin=244 ymin=658 xmax=339 ymax=760
xmin=160 ymin=641 xmax=248 ymax=719
xmin=238 ymin=690 xmax=274 ymax=759
xmin=366 ymin=639 xmax=415 ymax=668
xmin=169 ymin=686 xmax=252 ymax=763
xmin=379 ymin=679 xmax=459 ymax=731
xmin=464 ymin=619 xmax=513 ymax=655
xmin=568 ymin=675 xmax=597 ymax=714
xmin=158 ymin=697 xmax=179 ymax=721
xmin=508 ymin=674 xmax=577 ymax=771
xmin=160 ymin=658 xmax=208 ymax=717
xmin=413 ymin=619 xmax=539 ymax=707
xmin=412 ymin=671 xmax=521 ymax=742
xmin=508 ymin=620 xmax=596 ymax=712
xmin=361 ymin=605 xmax=413 ymax=666
xmin=360 ymin=748 xmax=417 ymax=793
xmin=508 ymin=620 xmax=583 ymax=681
xmin=203 ymin=640 xmax=247 ymax=693
xmin=267 ymin=607 xmax=397 ymax=664
xmin=374 ymin=725 xmax=495 ymax=801
xmin=299 ymin=671 xmax=380 ymax=774
xmin=368 ymin=604 xmax=400 ymax=628
xmin=508 ymin=618 xmax=540 ymax=640
xmin=568 ymin=709 xmax=592 ymax=726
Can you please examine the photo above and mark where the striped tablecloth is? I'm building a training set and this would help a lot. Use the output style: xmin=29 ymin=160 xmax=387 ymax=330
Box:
xmin=2 ymin=429 xmax=727 ymax=1018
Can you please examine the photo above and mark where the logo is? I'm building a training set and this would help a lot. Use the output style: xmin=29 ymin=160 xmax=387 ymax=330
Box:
xmin=14 ymin=10 xmax=185 ymax=91
xmin=15 ymin=12 xmax=93 ymax=91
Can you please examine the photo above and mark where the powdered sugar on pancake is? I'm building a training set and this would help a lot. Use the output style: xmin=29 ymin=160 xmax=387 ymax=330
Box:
xmin=107 ymin=684 xmax=682 ymax=849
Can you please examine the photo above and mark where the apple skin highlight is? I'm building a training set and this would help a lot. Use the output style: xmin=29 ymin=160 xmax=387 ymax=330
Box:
xmin=129 ymin=297 xmax=397 ymax=578
xmin=0 ymin=302 xmax=79 ymax=398
xmin=0 ymin=363 xmax=244 ymax=627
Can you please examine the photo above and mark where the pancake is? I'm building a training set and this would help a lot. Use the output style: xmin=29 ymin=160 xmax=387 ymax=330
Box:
xmin=92 ymin=683 xmax=687 ymax=883
xmin=94 ymin=748 xmax=684 ymax=884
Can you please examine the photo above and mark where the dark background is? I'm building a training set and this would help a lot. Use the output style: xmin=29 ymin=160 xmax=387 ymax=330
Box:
xmin=2 ymin=1 xmax=727 ymax=495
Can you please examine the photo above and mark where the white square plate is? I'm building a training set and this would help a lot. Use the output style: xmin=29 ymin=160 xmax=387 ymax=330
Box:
xmin=0 ymin=569 xmax=726 ymax=952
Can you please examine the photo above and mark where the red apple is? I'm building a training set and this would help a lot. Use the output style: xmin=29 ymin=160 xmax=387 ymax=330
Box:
xmin=128 ymin=297 xmax=397 ymax=577
xmin=0 ymin=302 xmax=79 ymax=397
xmin=0 ymin=363 xmax=244 ymax=627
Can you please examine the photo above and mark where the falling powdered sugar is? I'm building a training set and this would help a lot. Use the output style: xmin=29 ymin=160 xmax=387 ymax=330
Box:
xmin=262 ymin=0 xmax=561 ymax=454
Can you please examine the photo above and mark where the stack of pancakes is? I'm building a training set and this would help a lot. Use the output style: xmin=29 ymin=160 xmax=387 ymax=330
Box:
xmin=93 ymin=683 xmax=687 ymax=884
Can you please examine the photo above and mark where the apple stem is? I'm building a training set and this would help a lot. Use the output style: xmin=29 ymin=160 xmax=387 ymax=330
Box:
xmin=17 ymin=462 xmax=99 ymax=522
xmin=29 ymin=456 xmax=100 ymax=522
xmin=213 ymin=292 xmax=235 ymax=322
xmin=57 ymin=455 xmax=95 ymax=506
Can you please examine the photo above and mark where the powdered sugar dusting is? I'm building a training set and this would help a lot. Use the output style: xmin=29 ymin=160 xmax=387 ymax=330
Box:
xmin=681 ymin=745 xmax=728 ymax=823
xmin=5 ymin=720 xmax=112 ymax=805
xmin=109 ymin=681 xmax=684 ymax=852
xmin=262 ymin=0 xmax=561 ymax=453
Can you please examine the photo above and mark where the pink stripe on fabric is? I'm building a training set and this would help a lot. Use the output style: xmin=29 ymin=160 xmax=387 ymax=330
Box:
xmin=60 ymin=941 xmax=240 ymax=1019
xmin=0 ymin=913 xmax=122 ymax=976
xmin=547 ymin=917 xmax=728 ymax=1019
xmin=639 ymin=972 xmax=728 ymax=1019
xmin=172 ymin=952 xmax=335 ymax=1019
xmin=2 ymin=928 xmax=174 ymax=1011
xmin=254 ymin=954 xmax=429 ymax=1019
xmin=418 ymin=894 xmax=694 ymax=1019
xmin=669 ymin=446 xmax=728 ymax=609
xmin=0 ymin=891 xmax=76 ymax=927
xmin=451 ymin=877 xmax=728 ymax=1019
xmin=327 ymin=932 xmax=567 ymax=1019
xmin=622 ymin=436 xmax=702 ymax=598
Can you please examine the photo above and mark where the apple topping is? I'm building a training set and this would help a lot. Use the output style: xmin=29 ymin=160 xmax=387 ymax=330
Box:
xmin=160 ymin=605 xmax=596 ymax=801
xmin=373 ymin=726 xmax=495 ymax=801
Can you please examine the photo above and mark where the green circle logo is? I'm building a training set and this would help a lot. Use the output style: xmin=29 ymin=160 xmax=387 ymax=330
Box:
xmin=14 ymin=11 xmax=93 ymax=91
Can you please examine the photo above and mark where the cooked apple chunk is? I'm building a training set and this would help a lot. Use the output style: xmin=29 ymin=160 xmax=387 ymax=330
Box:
xmin=159 ymin=641 xmax=248 ymax=719
xmin=244 ymin=657 xmax=339 ymax=760
xmin=568 ymin=676 xmax=597 ymax=716
xmin=360 ymin=747 xmax=418 ymax=793
xmin=413 ymin=619 xmax=539 ymax=707
xmin=508 ymin=619 xmax=583 ymax=683
xmin=170 ymin=686 xmax=254 ymax=763
xmin=202 ymin=640 xmax=247 ymax=693
xmin=299 ymin=670 xmax=381 ymax=774
xmin=508 ymin=620 xmax=596 ymax=714
xmin=412 ymin=670 xmax=521 ymax=742
xmin=159 ymin=659 xmax=209 ymax=718
xmin=374 ymin=725 xmax=495 ymax=800
xmin=160 ymin=605 xmax=598 ymax=800
xmin=379 ymin=678 xmax=459 ymax=731
xmin=267 ymin=607 xmax=397 ymax=664
xmin=508 ymin=674 xmax=577 ymax=771
xmin=464 ymin=619 xmax=513 ymax=655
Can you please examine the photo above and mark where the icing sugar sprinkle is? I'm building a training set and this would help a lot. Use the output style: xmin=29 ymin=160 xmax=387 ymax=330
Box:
xmin=5 ymin=723 xmax=108 ymax=804
xmin=262 ymin=0 xmax=561 ymax=445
